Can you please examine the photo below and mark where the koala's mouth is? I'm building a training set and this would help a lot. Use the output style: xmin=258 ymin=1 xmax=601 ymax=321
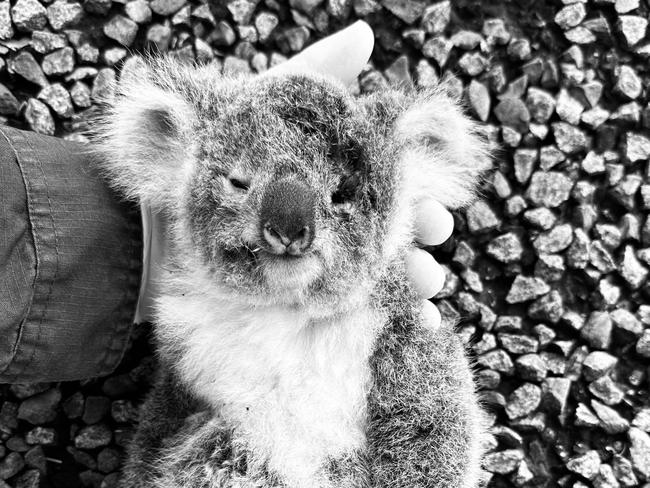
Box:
xmin=232 ymin=243 xmax=322 ymax=291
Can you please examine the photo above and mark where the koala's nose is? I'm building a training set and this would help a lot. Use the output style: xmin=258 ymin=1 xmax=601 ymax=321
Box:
xmin=260 ymin=179 xmax=316 ymax=256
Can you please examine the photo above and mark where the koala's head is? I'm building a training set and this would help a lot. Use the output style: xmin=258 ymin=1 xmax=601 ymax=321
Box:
xmin=97 ymin=58 xmax=489 ymax=308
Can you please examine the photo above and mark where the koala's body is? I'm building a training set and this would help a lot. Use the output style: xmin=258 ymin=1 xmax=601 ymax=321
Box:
xmin=97 ymin=57 xmax=490 ymax=488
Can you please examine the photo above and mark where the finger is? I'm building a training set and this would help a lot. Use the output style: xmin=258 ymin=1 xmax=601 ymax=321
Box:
xmin=404 ymin=248 xmax=446 ymax=299
xmin=421 ymin=300 xmax=442 ymax=331
xmin=414 ymin=198 xmax=454 ymax=246
xmin=268 ymin=20 xmax=374 ymax=86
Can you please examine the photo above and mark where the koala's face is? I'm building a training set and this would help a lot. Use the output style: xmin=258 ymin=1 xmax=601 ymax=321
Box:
xmin=185 ymin=75 xmax=401 ymax=304
xmin=101 ymin=58 xmax=488 ymax=307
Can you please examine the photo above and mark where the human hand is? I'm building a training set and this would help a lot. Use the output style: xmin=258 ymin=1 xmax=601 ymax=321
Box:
xmin=134 ymin=21 xmax=454 ymax=330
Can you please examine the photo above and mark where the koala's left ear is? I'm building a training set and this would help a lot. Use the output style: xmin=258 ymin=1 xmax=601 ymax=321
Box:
xmin=95 ymin=56 xmax=196 ymax=209
xmin=394 ymin=88 xmax=491 ymax=210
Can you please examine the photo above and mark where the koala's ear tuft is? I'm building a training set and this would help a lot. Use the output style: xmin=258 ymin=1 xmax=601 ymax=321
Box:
xmin=395 ymin=88 xmax=491 ymax=210
xmin=94 ymin=56 xmax=195 ymax=208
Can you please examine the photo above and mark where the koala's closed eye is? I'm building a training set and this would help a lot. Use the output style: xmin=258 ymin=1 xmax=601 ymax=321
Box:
xmin=332 ymin=173 xmax=360 ymax=205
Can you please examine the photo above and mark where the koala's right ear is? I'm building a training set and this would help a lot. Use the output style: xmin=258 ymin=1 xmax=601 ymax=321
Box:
xmin=95 ymin=56 xmax=195 ymax=208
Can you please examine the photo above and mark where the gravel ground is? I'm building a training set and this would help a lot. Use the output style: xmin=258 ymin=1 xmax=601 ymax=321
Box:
xmin=1 ymin=0 xmax=650 ymax=486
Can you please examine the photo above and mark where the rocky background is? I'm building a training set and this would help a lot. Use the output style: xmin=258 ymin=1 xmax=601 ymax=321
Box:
xmin=1 ymin=0 xmax=650 ymax=486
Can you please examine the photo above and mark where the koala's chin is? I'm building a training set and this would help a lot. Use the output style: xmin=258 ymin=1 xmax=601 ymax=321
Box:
xmin=258 ymin=252 xmax=323 ymax=293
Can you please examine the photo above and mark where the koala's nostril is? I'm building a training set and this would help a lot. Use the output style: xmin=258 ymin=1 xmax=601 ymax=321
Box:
xmin=262 ymin=224 xmax=312 ymax=255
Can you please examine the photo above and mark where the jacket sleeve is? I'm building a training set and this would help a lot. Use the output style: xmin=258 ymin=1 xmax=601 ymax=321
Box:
xmin=0 ymin=125 xmax=142 ymax=383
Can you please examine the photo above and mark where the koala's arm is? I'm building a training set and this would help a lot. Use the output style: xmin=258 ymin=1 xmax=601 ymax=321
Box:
xmin=365 ymin=276 xmax=486 ymax=488
xmin=120 ymin=362 xmax=203 ymax=487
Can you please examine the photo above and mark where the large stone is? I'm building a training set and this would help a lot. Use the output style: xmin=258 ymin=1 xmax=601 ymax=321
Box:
xmin=42 ymin=46 xmax=74 ymax=75
xmin=103 ymin=14 xmax=138 ymax=46
xmin=505 ymin=383 xmax=542 ymax=419
xmin=494 ymin=97 xmax=530 ymax=133
xmin=466 ymin=200 xmax=500 ymax=234
xmin=24 ymin=98 xmax=54 ymax=135
xmin=483 ymin=449 xmax=524 ymax=474
xmin=628 ymin=428 xmax=650 ymax=480
xmin=526 ymin=171 xmax=573 ymax=208
xmin=9 ymin=51 xmax=48 ymax=87
xmin=11 ymin=0 xmax=47 ymax=32
xmin=617 ymin=15 xmax=647 ymax=46
xmin=0 ymin=0 xmax=13 ymax=39
xmin=421 ymin=1 xmax=450 ymax=34
xmin=554 ymin=2 xmax=586 ymax=29
xmin=381 ymin=0 xmax=426 ymax=24
xmin=552 ymin=122 xmax=587 ymax=154
xmin=150 ymin=0 xmax=184 ymax=15
xmin=46 ymin=0 xmax=83 ymax=30
xmin=567 ymin=450 xmax=601 ymax=480
xmin=506 ymin=276 xmax=550 ymax=303
xmin=0 ymin=83 xmax=20 ymax=114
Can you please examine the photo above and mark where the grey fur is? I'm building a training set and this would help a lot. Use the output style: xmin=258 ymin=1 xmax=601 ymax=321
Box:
xmin=95 ymin=57 xmax=490 ymax=488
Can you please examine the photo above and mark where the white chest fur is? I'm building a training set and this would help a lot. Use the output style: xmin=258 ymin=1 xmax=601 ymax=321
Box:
xmin=156 ymin=288 xmax=382 ymax=486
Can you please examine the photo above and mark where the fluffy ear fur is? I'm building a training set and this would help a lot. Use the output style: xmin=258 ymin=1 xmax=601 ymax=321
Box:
xmin=94 ymin=56 xmax=196 ymax=208
xmin=395 ymin=87 xmax=491 ymax=210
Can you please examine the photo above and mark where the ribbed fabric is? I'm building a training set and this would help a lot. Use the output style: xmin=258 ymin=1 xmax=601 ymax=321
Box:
xmin=0 ymin=126 xmax=142 ymax=382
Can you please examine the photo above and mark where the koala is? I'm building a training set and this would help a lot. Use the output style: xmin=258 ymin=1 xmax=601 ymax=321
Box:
xmin=95 ymin=56 xmax=490 ymax=488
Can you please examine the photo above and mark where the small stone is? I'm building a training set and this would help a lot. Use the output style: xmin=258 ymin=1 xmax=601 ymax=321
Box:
xmin=421 ymin=0 xmax=449 ymax=34
xmin=636 ymin=330 xmax=650 ymax=357
xmin=150 ymin=0 xmax=184 ymax=15
xmin=539 ymin=145 xmax=565 ymax=171
xmin=24 ymin=98 xmax=54 ymax=135
xmin=0 ymin=83 xmax=20 ymax=115
xmin=505 ymin=383 xmax=542 ymax=419
xmin=552 ymin=122 xmax=587 ymax=154
xmin=30 ymin=30 xmax=66 ymax=53
xmin=383 ymin=55 xmax=412 ymax=89
xmin=477 ymin=350 xmax=514 ymax=375
xmin=24 ymin=446 xmax=46 ymax=474
xmin=589 ymin=376 xmax=625 ymax=405
xmin=583 ymin=351 xmax=618 ymax=381
xmin=486 ymin=233 xmax=523 ymax=263
xmin=575 ymin=402 xmax=600 ymax=428
xmin=612 ymin=455 xmax=638 ymax=486
xmin=633 ymin=408 xmax=650 ymax=432
xmin=125 ymin=0 xmax=151 ymax=23
xmin=25 ymin=426 xmax=56 ymax=445
xmin=499 ymin=334 xmax=539 ymax=355
xmin=555 ymin=2 xmax=586 ymax=29
xmin=526 ymin=172 xmax=573 ymax=208
xmin=526 ymin=87 xmax=556 ymax=123
xmin=567 ymin=450 xmax=601 ymax=480
xmin=103 ymin=15 xmax=138 ymax=46
xmin=506 ymin=276 xmax=550 ymax=304
xmin=513 ymin=148 xmax=537 ymax=184
xmin=467 ymin=80 xmax=490 ymax=122
xmin=565 ymin=26 xmax=596 ymax=43
xmin=84 ymin=0 xmax=111 ymax=14
xmin=11 ymin=0 xmax=47 ymax=32
xmin=46 ymin=0 xmax=83 ymax=30
xmin=450 ymin=29 xmax=483 ymax=49
xmin=466 ymin=201 xmax=500 ymax=234
xmin=515 ymin=354 xmax=547 ymax=382
xmin=483 ymin=449 xmax=524 ymax=474
xmin=542 ymin=377 xmax=571 ymax=417
xmin=0 ymin=452 xmax=24 ymax=480
xmin=254 ymin=11 xmax=278 ymax=42
xmin=556 ymin=88 xmax=584 ymax=124
xmin=91 ymin=67 xmax=115 ymax=101
xmin=74 ymin=424 xmax=112 ymax=449
xmin=494 ymin=97 xmax=530 ymax=133
xmin=624 ymin=132 xmax=650 ymax=162
xmin=620 ymin=245 xmax=648 ymax=289
xmin=593 ymin=400 xmax=630 ymax=434
xmin=381 ymin=0 xmax=426 ymax=24
xmin=507 ymin=37 xmax=531 ymax=61
xmin=146 ymin=23 xmax=171 ymax=51
xmin=614 ymin=65 xmax=642 ymax=100
xmin=82 ymin=396 xmax=110 ymax=425
xmin=528 ymin=290 xmax=564 ymax=323
xmin=617 ymin=15 xmax=647 ymax=46
xmin=524 ymin=208 xmax=557 ymax=230
xmin=9 ymin=51 xmax=48 ymax=87
xmin=581 ymin=312 xmax=612 ymax=350
xmin=37 ymin=83 xmax=73 ymax=117
xmin=17 ymin=389 xmax=61 ymax=425
xmin=611 ymin=308 xmax=643 ymax=336
xmin=483 ymin=17 xmax=510 ymax=45
xmin=276 ymin=26 xmax=310 ymax=52
xmin=458 ymin=51 xmax=488 ymax=76
xmin=421 ymin=36 xmax=451 ymax=67
xmin=533 ymin=224 xmax=573 ymax=254
xmin=616 ymin=0 xmax=639 ymax=12
xmin=0 ymin=0 xmax=13 ymax=39
xmin=628 ymin=428 xmax=650 ymax=480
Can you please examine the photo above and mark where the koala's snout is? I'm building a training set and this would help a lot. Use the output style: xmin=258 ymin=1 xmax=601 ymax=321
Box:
xmin=259 ymin=178 xmax=316 ymax=256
